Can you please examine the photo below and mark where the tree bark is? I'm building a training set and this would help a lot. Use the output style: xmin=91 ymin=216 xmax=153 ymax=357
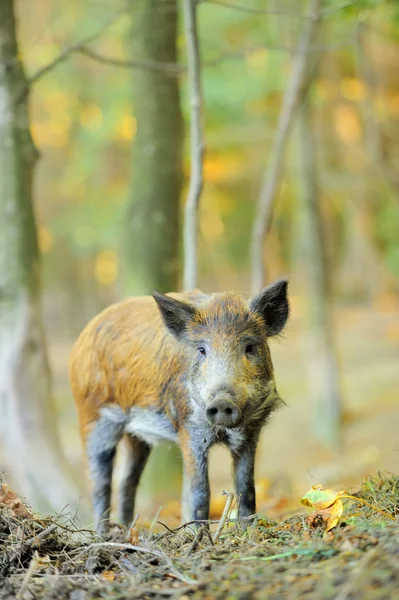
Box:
xmin=297 ymin=98 xmax=342 ymax=448
xmin=125 ymin=0 xmax=183 ymax=295
xmin=250 ymin=0 xmax=322 ymax=293
xmin=124 ymin=0 xmax=183 ymax=500
xmin=0 ymin=0 xmax=81 ymax=511
xmin=183 ymin=0 xmax=204 ymax=291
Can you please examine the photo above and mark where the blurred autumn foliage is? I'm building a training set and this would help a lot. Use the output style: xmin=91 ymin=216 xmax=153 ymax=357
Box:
xmin=18 ymin=0 xmax=397 ymax=328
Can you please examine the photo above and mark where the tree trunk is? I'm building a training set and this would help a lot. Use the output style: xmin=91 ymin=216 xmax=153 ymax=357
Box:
xmin=297 ymin=99 xmax=342 ymax=448
xmin=124 ymin=0 xmax=183 ymax=503
xmin=250 ymin=0 xmax=322 ymax=294
xmin=125 ymin=0 xmax=182 ymax=295
xmin=0 ymin=0 xmax=81 ymax=511
xmin=182 ymin=0 xmax=204 ymax=292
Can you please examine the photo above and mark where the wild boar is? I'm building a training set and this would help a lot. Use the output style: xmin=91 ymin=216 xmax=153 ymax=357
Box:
xmin=69 ymin=278 xmax=289 ymax=532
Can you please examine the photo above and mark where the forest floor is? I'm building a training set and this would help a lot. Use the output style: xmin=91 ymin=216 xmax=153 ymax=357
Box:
xmin=0 ymin=473 xmax=398 ymax=600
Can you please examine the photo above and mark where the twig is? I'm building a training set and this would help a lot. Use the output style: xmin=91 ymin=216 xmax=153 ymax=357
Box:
xmin=250 ymin=0 xmax=323 ymax=293
xmin=183 ymin=0 xmax=205 ymax=291
xmin=186 ymin=526 xmax=204 ymax=556
xmin=26 ymin=523 xmax=57 ymax=547
xmin=150 ymin=507 xmax=163 ymax=532
xmin=213 ymin=490 xmax=235 ymax=542
xmin=37 ymin=517 xmax=99 ymax=536
xmin=322 ymin=0 xmax=361 ymax=15
xmin=73 ymin=541 xmax=165 ymax=558
xmin=131 ymin=513 xmax=140 ymax=528
xmin=78 ymin=47 xmax=184 ymax=75
xmin=341 ymin=495 xmax=395 ymax=521
xmin=16 ymin=8 xmax=125 ymax=103
xmin=157 ymin=513 xmax=258 ymax=538
xmin=200 ymin=0 xmax=306 ymax=16
xmin=200 ymin=0 xmax=359 ymax=18
xmin=212 ymin=40 xmax=353 ymax=61
xmin=79 ymin=40 xmax=352 ymax=76
xmin=202 ymin=526 xmax=215 ymax=546
xmin=10 ymin=29 xmax=351 ymax=106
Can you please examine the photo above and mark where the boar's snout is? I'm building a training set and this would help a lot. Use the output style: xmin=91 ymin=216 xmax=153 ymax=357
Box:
xmin=205 ymin=396 xmax=242 ymax=428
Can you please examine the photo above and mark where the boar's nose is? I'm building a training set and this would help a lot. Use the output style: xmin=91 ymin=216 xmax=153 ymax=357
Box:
xmin=205 ymin=399 xmax=242 ymax=428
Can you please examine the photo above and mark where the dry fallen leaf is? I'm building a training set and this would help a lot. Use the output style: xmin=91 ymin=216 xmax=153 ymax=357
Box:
xmin=301 ymin=483 xmax=394 ymax=531
xmin=127 ymin=527 xmax=139 ymax=545
xmin=307 ymin=499 xmax=344 ymax=532
xmin=301 ymin=484 xmax=347 ymax=510
xmin=0 ymin=484 xmax=33 ymax=518
xmin=301 ymin=484 xmax=347 ymax=533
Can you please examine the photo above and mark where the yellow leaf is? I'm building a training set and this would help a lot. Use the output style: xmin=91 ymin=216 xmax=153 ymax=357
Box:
xmin=102 ymin=571 xmax=115 ymax=582
xmin=300 ymin=484 xmax=347 ymax=510
xmin=301 ymin=484 xmax=348 ymax=533
xmin=325 ymin=498 xmax=344 ymax=532
xmin=307 ymin=499 xmax=343 ymax=533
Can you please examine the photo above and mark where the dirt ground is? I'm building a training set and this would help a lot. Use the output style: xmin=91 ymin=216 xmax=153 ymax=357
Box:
xmin=0 ymin=473 xmax=398 ymax=600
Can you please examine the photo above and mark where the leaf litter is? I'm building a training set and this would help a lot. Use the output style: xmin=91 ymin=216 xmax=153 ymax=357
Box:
xmin=0 ymin=472 xmax=398 ymax=599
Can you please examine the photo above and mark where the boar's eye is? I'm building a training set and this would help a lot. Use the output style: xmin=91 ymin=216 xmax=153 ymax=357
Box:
xmin=198 ymin=346 xmax=207 ymax=356
xmin=245 ymin=343 xmax=256 ymax=355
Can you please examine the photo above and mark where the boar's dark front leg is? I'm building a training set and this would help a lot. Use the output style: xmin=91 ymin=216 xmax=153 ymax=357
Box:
xmin=179 ymin=430 xmax=210 ymax=526
xmin=232 ymin=438 xmax=258 ymax=523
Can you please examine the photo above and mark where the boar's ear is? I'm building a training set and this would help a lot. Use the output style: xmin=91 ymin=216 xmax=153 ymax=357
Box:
xmin=249 ymin=278 xmax=289 ymax=337
xmin=152 ymin=292 xmax=196 ymax=338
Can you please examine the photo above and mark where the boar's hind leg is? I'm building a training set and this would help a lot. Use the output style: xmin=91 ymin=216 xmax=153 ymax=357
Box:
xmin=86 ymin=410 xmax=125 ymax=534
xmin=118 ymin=435 xmax=151 ymax=528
